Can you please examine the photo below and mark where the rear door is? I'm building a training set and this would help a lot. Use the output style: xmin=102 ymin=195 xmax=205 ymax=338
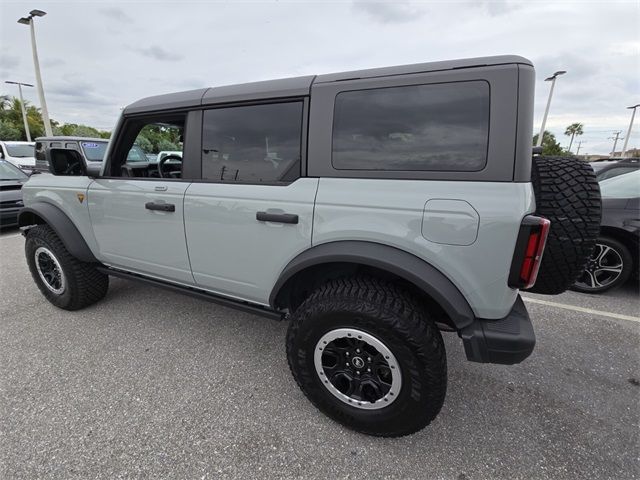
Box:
xmin=183 ymin=100 xmax=318 ymax=304
xmin=88 ymin=112 xmax=195 ymax=284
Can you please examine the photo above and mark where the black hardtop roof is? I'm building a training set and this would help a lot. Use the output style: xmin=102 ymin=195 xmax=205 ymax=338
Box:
xmin=124 ymin=55 xmax=532 ymax=115
xmin=35 ymin=136 xmax=107 ymax=142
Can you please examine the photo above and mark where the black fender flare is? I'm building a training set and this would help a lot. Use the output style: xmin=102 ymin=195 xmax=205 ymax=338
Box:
xmin=269 ymin=241 xmax=475 ymax=329
xmin=18 ymin=203 xmax=98 ymax=263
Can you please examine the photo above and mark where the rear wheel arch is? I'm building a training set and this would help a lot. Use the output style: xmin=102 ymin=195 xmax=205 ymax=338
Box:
xmin=18 ymin=203 xmax=98 ymax=263
xmin=270 ymin=241 xmax=475 ymax=330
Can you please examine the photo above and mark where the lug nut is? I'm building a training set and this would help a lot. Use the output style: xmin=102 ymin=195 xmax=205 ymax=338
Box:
xmin=346 ymin=352 xmax=350 ymax=356
xmin=356 ymin=349 xmax=360 ymax=353
xmin=356 ymin=371 xmax=360 ymax=375
xmin=367 ymin=368 xmax=371 ymax=372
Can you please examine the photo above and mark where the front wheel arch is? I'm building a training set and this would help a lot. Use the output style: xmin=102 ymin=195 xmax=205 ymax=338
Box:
xmin=18 ymin=203 xmax=98 ymax=263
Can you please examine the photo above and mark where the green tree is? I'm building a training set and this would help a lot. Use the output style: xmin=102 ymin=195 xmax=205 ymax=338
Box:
xmin=1 ymin=93 xmax=111 ymax=141
xmin=0 ymin=119 xmax=21 ymax=140
xmin=157 ymin=139 xmax=178 ymax=151
xmin=564 ymin=123 xmax=584 ymax=153
xmin=533 ymin=131 xmax=565 ymax=156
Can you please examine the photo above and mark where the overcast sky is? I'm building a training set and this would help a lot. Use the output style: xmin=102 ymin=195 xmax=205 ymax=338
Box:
xmin=0 ymin=0 xmax=638 ymax=154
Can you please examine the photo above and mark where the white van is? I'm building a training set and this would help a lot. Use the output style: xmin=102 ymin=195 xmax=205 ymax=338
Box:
xmin=0 ymin=141 xmax=36 ymax=169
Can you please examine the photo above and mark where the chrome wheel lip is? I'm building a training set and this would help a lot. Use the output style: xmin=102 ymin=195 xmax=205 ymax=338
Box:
xmin=575 ymin=242 xmax=624 ymax=291
xmin=34 ymin=246 xmax=66 ymax=295
xmin=314 ymin=328 xmax=401 ymax=410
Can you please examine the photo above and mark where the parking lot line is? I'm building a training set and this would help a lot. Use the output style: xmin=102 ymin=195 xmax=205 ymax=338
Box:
xmin=522 ymin=296 xmax=640 ymax=323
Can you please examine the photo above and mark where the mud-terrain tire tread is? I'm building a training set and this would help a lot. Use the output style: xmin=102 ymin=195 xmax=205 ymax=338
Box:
xmin=25 ymin=225 xmax=109 ymax=310
xmin=286 ymin=276 xmax=446 ymax=437
xmin=528 ymin=156 xmax=601 ymax=295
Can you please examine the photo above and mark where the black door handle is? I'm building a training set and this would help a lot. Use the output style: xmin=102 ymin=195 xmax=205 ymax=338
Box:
xmin=256 ymin=211 xmax=299 ymax=224
xmin=145 ymin=202 xmax=175 ymax=212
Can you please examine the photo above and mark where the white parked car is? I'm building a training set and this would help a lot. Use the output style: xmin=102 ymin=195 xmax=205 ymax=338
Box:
xmin=0 ymin=141 xmax=36 ymax=170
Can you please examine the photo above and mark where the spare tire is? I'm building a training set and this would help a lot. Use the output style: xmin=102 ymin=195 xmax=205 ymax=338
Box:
xmin=527 ymin=156 xmax=601 ymax=295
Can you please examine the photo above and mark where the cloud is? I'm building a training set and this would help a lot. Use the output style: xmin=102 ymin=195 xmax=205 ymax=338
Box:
xmin=478 ymin=0 xmax=521 ymax=17
xmin=0 ymin=53 xmax=20 ymax=70
xmin=134 ymin=45 xmax=183 ymax=62
xmin=100 ymin=7 xmax=134 ymax=24
xmin=352 ymin=1 xmax=425 ymax=24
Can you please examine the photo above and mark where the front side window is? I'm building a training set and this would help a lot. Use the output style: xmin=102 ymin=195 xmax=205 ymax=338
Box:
xmin=202 ymin=102 xmax=303 ymax=183
xmin=332 ymin=81 xmax=490 ymax=172
xmin=110 ymin=116 xmax=185 ymax=178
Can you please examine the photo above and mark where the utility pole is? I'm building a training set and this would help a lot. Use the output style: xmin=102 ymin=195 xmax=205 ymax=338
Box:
xmin=609 ymin=131 xmax=623 ymax=157
xmin=4 ymin=80 xmax=34 ymax=141
xmin=18 ymin=10 xmax=52 ymax=136
xmin=621 ymin=104 xmax=640 ymax=158
xmin=575 ymin=140 xmax=586 ymax=156
xmin=536 ymin=70 xmax=567 ymax=147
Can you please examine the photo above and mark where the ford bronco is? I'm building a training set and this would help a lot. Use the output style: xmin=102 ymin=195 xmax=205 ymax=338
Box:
xmin=18 ymin=55 xmax=601 ymax=436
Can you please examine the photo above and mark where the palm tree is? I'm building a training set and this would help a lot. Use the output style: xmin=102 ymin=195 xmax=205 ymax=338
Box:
xmin=565 ymin=123 xmax=584 ymax=153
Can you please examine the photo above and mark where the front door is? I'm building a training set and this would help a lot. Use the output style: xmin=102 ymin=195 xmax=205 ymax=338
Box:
xmin=88 ymin=113 xmax=194 ymax=284
xmin=183 ymin=100 xmax=317 ymax=304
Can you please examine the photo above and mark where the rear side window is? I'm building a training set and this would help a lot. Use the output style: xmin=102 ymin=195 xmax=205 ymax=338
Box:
xmin=202 ymin=102 xmax=303 ymax=183
xmin=81 ymin=141 xmax=108 ymax=162
xmin=332 ymin=81 xmax=490 ymax=172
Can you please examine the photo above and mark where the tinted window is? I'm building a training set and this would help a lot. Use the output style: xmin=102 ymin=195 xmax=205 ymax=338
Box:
xmin=202 ymin=102 xmax=302 ymax=183
xmin=597 ymin=166 xmax=637 ymax=181
xmin=332 ymin=81 xmax=490 ymax=171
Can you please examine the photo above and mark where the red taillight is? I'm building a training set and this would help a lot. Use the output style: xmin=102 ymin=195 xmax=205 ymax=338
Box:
xmin=509 ymin=216 xmax=551 ymax=290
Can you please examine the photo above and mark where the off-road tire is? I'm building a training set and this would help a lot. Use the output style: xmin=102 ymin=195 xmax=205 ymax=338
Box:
xmin=286 ymin=276 xmax=446 ymax=437
xmin=527 ymin=156 xmax=601 ymax=295
xmin=25 ymin=225 xmax=109 ymax=310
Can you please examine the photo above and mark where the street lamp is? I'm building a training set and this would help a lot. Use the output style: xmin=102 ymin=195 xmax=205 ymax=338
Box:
xmin=536 ymin=70 xmax=567 ymax=147
xmin=5 ymin=81 xmax=35 ymax=141
xmin=17 ymin=9 xmax=52 ymax=136
xmin=620 ymin=104 xmax=640 ymax=158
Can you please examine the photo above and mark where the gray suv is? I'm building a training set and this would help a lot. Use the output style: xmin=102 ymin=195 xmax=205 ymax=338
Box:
xmin=18 ymin=55 xmax=600 ymax=436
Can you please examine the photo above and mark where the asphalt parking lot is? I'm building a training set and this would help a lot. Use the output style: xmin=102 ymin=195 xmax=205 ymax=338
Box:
xmin=1 ymin=228 xmax=638 ymax=480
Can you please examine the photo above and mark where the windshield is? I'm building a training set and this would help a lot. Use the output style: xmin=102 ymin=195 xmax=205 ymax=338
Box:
xmin=599 ymin=170 xmax=640 ymax=199
xmin=80 ymin=141 xmax=108 ymax=162
xmin=0 ymin=160 xmax=29 ymax=180
xmin=127 ymin=145 xmax=149 ymax=162
xmin=5 ymin=143 xmax=35 ymax=158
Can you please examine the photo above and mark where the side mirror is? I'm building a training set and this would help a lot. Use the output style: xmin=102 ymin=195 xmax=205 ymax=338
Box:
xmin=46 ymin=148 xmax=87 ymax=176
xmin=86 ymin=162 xmax=102 ymax=178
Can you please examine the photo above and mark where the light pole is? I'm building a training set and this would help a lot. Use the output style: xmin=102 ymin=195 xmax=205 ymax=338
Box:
xmin=5 ymin=81 xmax=34 ymax=141
xmin=536 ymin=70 xmax=567 ymax=147
xmin=18 ymin=9 xmax=52 ymax=136
xmin=621 ymin=104 xmax=640 ymax=158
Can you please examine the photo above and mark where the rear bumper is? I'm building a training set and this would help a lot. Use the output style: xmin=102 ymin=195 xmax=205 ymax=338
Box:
xmin=459 ymin=296 xmax=534 ymax=365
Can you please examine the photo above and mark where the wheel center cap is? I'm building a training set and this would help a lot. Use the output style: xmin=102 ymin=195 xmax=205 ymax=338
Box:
xmin=351 ymin=356 xmax=365 ymax=369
